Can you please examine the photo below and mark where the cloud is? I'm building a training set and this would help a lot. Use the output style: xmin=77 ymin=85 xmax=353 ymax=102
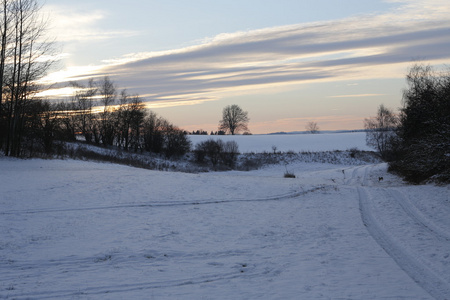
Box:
xmin=43 ymin=1 xmax=450 ymax=108
xmin=43 ymin=5 xmax=139 ymax=42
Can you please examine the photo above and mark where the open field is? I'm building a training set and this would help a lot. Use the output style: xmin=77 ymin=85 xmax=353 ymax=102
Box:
xmin=188 ymin=132 xmax=372 ymax=153
xmin=1 ymin=133 xmax=449 ymax=299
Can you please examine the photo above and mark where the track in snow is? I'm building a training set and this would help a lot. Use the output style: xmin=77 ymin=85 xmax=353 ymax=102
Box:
xmin=389 ymin=188 xmax=450 ymax=242
xmin=4 ymin=270 xmax=255 ymax=299
xmin=0 ymin=187 xmax=328 ymax=215
xmin=353 ymin=165 xmax=450 ymax=300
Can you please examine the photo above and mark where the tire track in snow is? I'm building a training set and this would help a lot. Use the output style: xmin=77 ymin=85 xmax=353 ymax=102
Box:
xmin=389 ymin=188 xmax=450 ymax=242
xmin=0 ymin=249 xmax=250 ymax=274
xmin=354 ymin=164 xmax=450 ymax=300
xmin=2 ymin=270 xmax=251 ymax=299
xmin=359 ymin=187 xmax=450 ymax=299
xmin=1 ymin=251 xmax=278 ymax=299
xmin=344 ymin=165 xmax=371 ymax=186
xmin=0 ymin=187 xmax=326 ymax=215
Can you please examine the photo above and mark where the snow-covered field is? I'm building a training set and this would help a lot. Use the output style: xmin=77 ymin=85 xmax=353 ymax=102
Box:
xmin=189 ymin=132 xmax=372 ymax=153
xmin=1 ymin=133 xmax=449 ymax=299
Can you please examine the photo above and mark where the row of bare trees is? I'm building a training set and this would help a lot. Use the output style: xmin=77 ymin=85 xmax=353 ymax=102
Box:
xmin=43 ymin=77 xmax=191 ymax=158
xmin=0 ymin=0 xmax=54 ymax=156
xmin=57 ymin=78 xmax=147 ymax=148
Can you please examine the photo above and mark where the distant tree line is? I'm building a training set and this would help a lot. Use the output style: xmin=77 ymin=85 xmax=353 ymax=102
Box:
xmin=190 ymin=130 xmax=226 ymax=135
xmin=190 ymin=129 xmax=208 ymax=135
xmin=365 ymin=64 xmax=449 ymax=183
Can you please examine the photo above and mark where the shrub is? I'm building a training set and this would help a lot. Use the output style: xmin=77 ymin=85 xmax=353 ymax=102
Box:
xmin=163 ymin=128 xmax=191 ymax=158
xmin=194 ymin=139 xmax=239 ymax=168
xmin=349 ymin=147 xmax=358 ymax=158
xmin=284 ymin=164 xmax=296 ymax=178
xmin=284 ymin=172 xmax=296 ymax=178
xmin=194 ymin=139 xmax=222 ymax=167
xmin=221 ymin=141 xmax=239 ymax=167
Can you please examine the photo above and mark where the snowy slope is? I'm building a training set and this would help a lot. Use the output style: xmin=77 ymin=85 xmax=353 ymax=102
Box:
xmin=0 ymin=155 xmax=449 ymax=299
xmin=189 ymin=132 xmax=371 ymax=153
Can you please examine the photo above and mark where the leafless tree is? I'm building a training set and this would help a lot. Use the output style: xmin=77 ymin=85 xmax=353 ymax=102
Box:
xmin=219 ymin=104 xmax=249 ymax=135
xmin=97 ymin=76 xmax=117 ymax=145
xmin=364 ymin=104 xmax=398 ymax=158
xmin=0 ymin=0 xmax=10 ymax=109
xmin=116 ymin=90 xmax=145 ymax=151
xmin=306 ymin=121 xmax=320 ymax=134
xmin=70 ymin=79 xmax=98 ymax=143
xmin=0 ymin=0 xmax=10 ymax=150
xmin=1 ymin=0 xmax=55 ymax=156
xmin=143 ymin=110 xmax=164 ymax=153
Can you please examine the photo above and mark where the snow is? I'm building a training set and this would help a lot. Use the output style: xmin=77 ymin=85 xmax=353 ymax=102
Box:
xmin=189 ymin=132 xmax=372 ymax=153
xmin=1 ymin=134 xmax=449 ymax=299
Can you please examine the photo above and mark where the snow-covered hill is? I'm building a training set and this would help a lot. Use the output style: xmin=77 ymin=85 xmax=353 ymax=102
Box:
xmin=188 ymin=132 xmax=371 ymax=153
xmin=1 ymin=137 xmax=449 ymax=299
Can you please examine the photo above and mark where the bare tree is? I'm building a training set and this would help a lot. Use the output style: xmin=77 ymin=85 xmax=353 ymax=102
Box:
xmin=219 ymin=104 xmax=249 ymax=135
xmin=1 ymin=0 xmax=55 ymax=156
xmin=0 ymin=0 xmax=10 ymax=109
xmin=116 ymin=90 xmax=145 ymax=151
xmin=306 ymin=121 xmax=320 ymax=134
xmin=97 ymin=76 xmax=117 ymax=145
xmin=143 ymin=110 xmax=168 ymax=154
xmin=0 ymin=0 xmax=10 ymax=150
xmin=71 ymin=79 xmax=98 ymax=143
xmin=364 ymin=104 xmax=398 ymax=159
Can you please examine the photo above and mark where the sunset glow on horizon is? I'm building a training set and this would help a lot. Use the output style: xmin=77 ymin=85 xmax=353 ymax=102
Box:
xmin=41 ymin=0 xmax=450 ymax=134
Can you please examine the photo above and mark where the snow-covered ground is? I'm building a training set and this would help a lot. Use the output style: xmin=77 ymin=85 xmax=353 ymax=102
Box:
xmin=1 ymin=134 xmax=449 ymax=299
xmin=189 ymin=132 xmax=372 ymax=153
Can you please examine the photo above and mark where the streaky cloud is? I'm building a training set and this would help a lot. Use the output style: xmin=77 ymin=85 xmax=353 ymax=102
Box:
xmin=44 ymin=5 xmax=140 ymax=43
xmin=45 ymin=1 xmax=450 ymax=108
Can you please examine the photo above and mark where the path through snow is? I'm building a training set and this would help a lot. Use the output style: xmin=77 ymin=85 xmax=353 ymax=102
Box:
xmin=354 ymin=165 xmax=450 ymax=300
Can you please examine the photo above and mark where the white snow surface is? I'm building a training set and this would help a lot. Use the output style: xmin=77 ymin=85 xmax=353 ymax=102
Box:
xmin=1 ymin=139 xmax=449 ymax=299
xmin=189 ymin=132 xmax=372 ymax=152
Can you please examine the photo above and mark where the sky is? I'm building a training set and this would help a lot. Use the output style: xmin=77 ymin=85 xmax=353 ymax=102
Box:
xmin=39 ymin=0 xmax=450 ymax=134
